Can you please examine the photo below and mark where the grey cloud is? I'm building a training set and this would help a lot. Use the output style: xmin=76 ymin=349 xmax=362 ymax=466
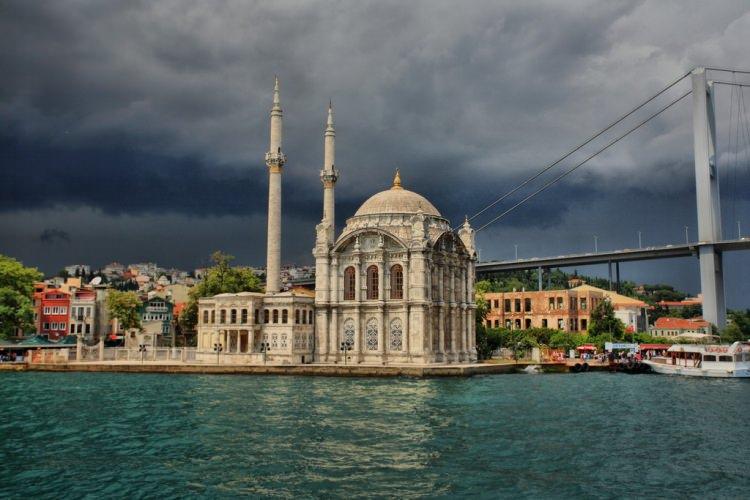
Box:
xmin=39 ymin=228 xmax=71 ymax=244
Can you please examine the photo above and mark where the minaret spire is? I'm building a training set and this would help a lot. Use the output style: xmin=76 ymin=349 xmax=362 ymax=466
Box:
xmin=320 ymin=101 xmax=339 ymax=244
xmin=265 ymin=76 xmax=286 ymax=294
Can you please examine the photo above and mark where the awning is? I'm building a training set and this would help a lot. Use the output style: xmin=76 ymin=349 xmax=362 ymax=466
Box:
xmin=639 ymin=344 xmax=670 ymax=350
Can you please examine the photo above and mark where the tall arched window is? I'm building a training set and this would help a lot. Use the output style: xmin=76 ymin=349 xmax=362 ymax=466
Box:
xmin=390 ymin=264 xmax=403 ymax=299
xmin=210 ymin=310 xmax=215 ymax=324
xmin=282 ymin=309 xmax=288 ymax=324
xmin=343 ymin=318 xmax=355 ymax=346
xmin=202 ymin=310 xmax=209 ymax=324
xmin=366 ymin=265 xmax=379 ymax=300
xmin=241 ymin=309 xmax=248 ymax=323
xmin=309 ymin=310 xmax=313 ymax=324
xmin=264 ymin=309 xmax=270 ymax=324
xmin=295 ymin=309 xmax=300 ymax=324
xmin=344 ymin=266 xmax=356 ymax=300
xmin=273 ymin=309 xmax=279 ymax=323
xmin=254 ymin=309 xmax=259 ymax=323
xmin=230 ymin=309 xmax=237 ymax=324
xmin=220 ymin=310 xmax=226 ymax=323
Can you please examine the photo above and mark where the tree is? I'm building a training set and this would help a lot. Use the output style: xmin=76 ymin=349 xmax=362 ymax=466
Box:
xmin=588 ymin=299 xmax=625 ymax=339
xmin=107 ymin=290 xmax=142 ymax=331
xmin=721 ymin=323 xmax=745 ymax=343
xmin=179 ymin=251 xmax=263 ymax=332
xmin=0 ymin=255 xmax=43 ymax=339
xmin=57 ymin=268 xmax=70 ymax=279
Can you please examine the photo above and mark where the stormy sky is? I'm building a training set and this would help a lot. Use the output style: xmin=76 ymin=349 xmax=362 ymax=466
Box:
xmin=2 ymin=1 xmax=750 ymax=307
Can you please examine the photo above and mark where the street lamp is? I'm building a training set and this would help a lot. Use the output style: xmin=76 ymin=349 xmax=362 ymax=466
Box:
xmin=638 ymin=230 xmax=642 ymax=249
xmin=685 ymin=225 xmax=689 ymax=244
xmin=340 ymin=340 xmax=353 ymax=365
xmin=213 ymin=342 xmax=223 ymax=364
xmin=138 ymin=343 xmax=147 ymax=364
xmin=594 ymin=235 xmax=599 ymax=253
xmin=514 ymin=244 xmax=518 ymax=261
xmin=260 ymin=341 xmax=271 ymax=364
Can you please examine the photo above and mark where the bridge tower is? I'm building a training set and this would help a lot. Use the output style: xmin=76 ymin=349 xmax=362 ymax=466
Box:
xmin=691 ymin=67 xmax=726 ymax=328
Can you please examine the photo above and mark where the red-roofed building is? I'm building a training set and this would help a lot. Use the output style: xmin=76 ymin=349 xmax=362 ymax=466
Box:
xmin=39 ymin=290 xmax=71 ymax=340
xmin=657 ymin=295 xmax=702 ymax=310
xmin=651 ymin=317 xmax=710 ymax=337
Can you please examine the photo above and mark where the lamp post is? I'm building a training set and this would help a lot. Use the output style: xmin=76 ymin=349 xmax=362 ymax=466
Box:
xmin=213 ymin=342 xmax=223 ymax=364
xmin=138 ymin=343 xmax=147 ymax=364
xmin=340 ymin=340 xmax=353 ymax=365
xmin=260 ymin=341 xmax=271 ymax=365
xmin=684 ymin=225 xmax=689 ymax=244
xmin=593 ymin=235 xmax=599 ymax=253
xmin=638 ymin=230 xmax=642 ymax=249
xmin=514 ymin=244 xmax=518 ymax=261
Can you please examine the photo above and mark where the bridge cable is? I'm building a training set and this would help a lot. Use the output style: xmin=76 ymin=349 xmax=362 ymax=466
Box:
xmin=706 ymin=67 xmax=750 ymax=76
xmin=475 ymin=89 xmax=693 ymax=232
xmin=463 ymin=71 xmax=691 ymax=228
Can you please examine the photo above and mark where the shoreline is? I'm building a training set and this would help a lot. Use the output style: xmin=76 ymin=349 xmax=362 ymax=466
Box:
xmin=0 ymin=360 xmax=610 ymax=377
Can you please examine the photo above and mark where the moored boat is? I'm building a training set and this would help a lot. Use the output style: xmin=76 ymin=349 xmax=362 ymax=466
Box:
xmin=644 ymin=341 xmax=750 ymax=378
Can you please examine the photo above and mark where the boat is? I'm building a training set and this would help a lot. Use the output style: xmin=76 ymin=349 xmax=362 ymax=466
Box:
xmin=644 ymin=341 xmax=750 ymax=378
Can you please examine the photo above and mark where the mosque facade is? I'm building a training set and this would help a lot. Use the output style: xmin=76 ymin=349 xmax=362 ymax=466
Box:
xmin=196 ymin=80 xmax=477 ymax=365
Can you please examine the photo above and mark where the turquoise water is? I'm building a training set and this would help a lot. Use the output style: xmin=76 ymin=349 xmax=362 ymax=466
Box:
xmin=0 ymin=372 xmax=748 ymax=499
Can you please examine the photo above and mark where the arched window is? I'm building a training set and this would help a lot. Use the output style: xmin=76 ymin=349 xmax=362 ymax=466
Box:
xmin=210 ymin=310 xmax=215 ymax=324
xmin=220 ymin=310 xmax=226 ymax=323
xmin=230 ymin=309 xmax=237 ymax=324
xmin=264 ymin=309 xmax=270 ymax=324
xmin=254 ymin=309 xmax=259 ymax=323
xmin=390 ymin=318 xmax=403 ymax=351
xmin=344 ymin=266 xmax=356 ymax=300
xmin=295 ymin=309 xmax=300 ymax=324
xmin=365 ymin=318 xmax=378 ymax=350
xmin=202 ymin=310 xmax=209 ymax=324
xmin=390 ymin=264 xmax=403 ymax=299
xmin=273 ymin=309 xmax=279 ymax=323
xmin=343 ymin=319 xmax=355 ymax=346
xmin=241 ymin=309 xmax=248 ymax=323
xmin=308 ymin=310 xmax=313 ymax=325
xmin=282 ymin=309 xmax=288 ymax=324
xmin=366 ymin=265 xmax=379 ymax=300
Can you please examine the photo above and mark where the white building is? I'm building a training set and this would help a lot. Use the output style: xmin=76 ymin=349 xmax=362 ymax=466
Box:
xmin=197 ymin=79 xmax=477 ymax=365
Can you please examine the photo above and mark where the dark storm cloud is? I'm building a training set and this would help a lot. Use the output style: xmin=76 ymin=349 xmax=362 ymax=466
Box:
xmin=39 ymin=228 xmax=70 ymax=244
xmin=1 ymin=0 xmax=750 ymax=305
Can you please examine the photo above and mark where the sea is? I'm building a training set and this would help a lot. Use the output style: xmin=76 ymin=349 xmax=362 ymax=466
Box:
xmin=0 ymin=371 xmax=747 ymax=499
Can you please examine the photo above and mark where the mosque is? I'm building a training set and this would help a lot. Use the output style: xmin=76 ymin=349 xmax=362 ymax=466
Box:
xmin=196 ymin=79 xmax=477 ymax=365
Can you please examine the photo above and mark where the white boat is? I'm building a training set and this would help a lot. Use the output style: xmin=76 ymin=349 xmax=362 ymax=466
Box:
xmin=644 ymin=341 xmax=750 ymax=378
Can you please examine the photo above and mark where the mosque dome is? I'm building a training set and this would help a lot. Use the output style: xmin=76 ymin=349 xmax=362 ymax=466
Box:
xmin=353 ymin=171 xmax=441 ymax=217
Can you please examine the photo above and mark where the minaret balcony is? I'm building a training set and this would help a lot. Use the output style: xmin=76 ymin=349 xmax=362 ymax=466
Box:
xmin=265 ymin=151 xmax=287 ymax=168
xmin=320 ymin=169 xmax=339 ymax=185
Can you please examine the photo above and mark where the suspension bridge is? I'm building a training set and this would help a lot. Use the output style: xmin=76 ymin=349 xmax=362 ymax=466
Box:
xmin=471 ymin=67 xmax=750 ymax=329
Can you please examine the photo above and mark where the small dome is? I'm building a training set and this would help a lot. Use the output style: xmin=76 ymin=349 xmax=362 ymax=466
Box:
xmin=353 ymin=171 xmax=441 ymax=217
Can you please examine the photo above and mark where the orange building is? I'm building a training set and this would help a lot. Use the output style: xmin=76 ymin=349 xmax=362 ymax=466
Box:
xmin=482 ymin=283 xmax=647 ymax=333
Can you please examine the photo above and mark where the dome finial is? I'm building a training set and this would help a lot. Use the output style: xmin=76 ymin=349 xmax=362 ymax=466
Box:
xmin=392 ymin=169 xmax=402 ymax=190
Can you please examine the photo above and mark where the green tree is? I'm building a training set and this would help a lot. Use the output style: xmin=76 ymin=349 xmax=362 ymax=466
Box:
xmin=721 ymin=323 xmax=745 ymax=343
xmin=588 ymin=299 xmax=625 ymax=340
xmin=180 ymin=251 xmax=263 ymax=332
xmin=0 ymin=255 xmax=43 ymax=339
xmin=107 ymin=290 xmax=142 ymax=331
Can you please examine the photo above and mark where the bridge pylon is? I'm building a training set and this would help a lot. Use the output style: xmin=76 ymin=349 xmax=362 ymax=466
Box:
xmin=692 ymin=67 xmax=726 ymax=328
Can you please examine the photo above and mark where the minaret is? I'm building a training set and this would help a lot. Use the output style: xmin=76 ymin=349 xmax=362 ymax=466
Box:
xmin=265 ymin=76 xmax=286 ymax=294
xmin=320 ymin=101 xmax=339 ymax=243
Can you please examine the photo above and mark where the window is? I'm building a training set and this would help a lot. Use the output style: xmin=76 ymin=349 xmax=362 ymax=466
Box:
xmin=282 ymin=309 xmax=288 ymax=324
xmin=254 ymin=309 xmax=259 ymax=323
xmin=77 ymin=324 xmax=82 ymax=333
xmin=548 ymin=298 xmax=555 ymax=310
xmin=514 ymin=299 xmax=521 ymax=312
xmin=203 ymin=310 xmax=209 ymax=324
xmin=580 ymin=298 xmax=587 ymax=310
xmin=514 ymin=319 xmax=521 ymax=329
xmin=43 ymin=322 xmax=50 ymax=330
xmin=366 ymin=318 xmax=378 ymax=350
xmin=524 ymin=298 xmax=532 ymax=312
xmin=581 ymin=319 xmax=587 ymax=330
xmin=230 ymin=309 xmax=237 ymax=324
xmin=309 ymin=310 xmax=313 ymax=324
xmin=272 ymin=309 xmax=279 ymax=323
xmin=85 ymin=324 xmax=90 ymax=334
xmin=241 ymin=309 xmax=248 ymax=324
xmin=390 ymin=318 xmax=403 ymax=351
xmin=525 ymin=319 xmax=531 ymax=329
xmin=366 ymin=265 xmax=379 ymax=300
xmin=557 ymin=297 xmax=564 ymax=310
xmin=541 ymin=319 xmax=548 ymax=328
xmin=70 ymin=324 xmax=75 ymax=333
xmin=494 ymin=300 xmax=499 ymax=309
xmin=220 ymin=310 xmax=226 ymax=323
xmin=390 ymin=265 xmax=403 ymax=299
xmin=703 ymin=355 xmax=716 ymax=362
xmin=264 ymin=309 xmax=270 ymax=324
xmin=210 ymin=310 xmax=215 ymax=323
xmin=505 ymin=319 xmax=511 ymax=329
xmin=343 ymin=319 xmax=355 ymax=346
xmin=344 ymin=267 xmax=356 ymax=300
xmin=504 ymin=299 xmax=511 ymax=313
xmin=494 ymin=320 xmax=500 ymax=328
xmin=557 ymin=318 xmax=564 ymax=329
xmin=718 ymin=355 xmax=732 ymax=362
xmin=295 ymin=309 xmax=300 ymax=324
